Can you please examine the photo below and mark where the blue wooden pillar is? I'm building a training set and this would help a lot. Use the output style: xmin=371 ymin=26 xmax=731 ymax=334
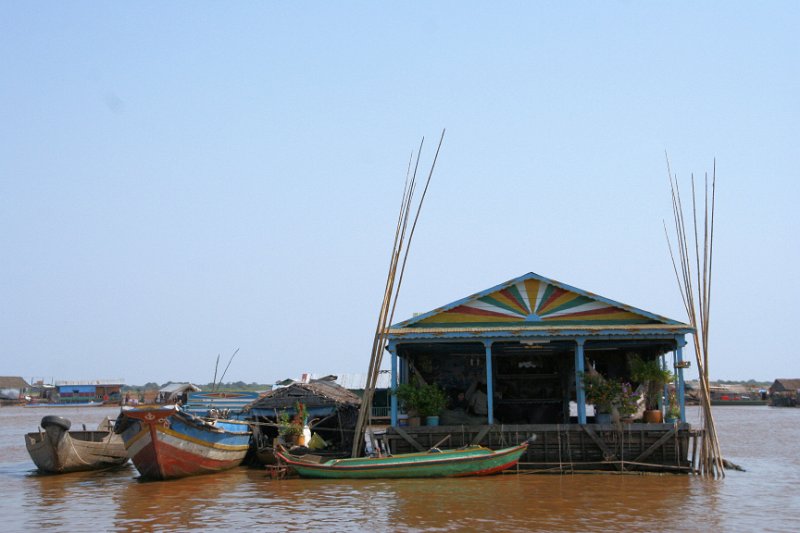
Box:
xmin=484 ymin=340 xmax=494 ymax=425
xmin=676 ymin=337 xmax=687 ymax=422
xmin=575 ymin=337 xmax=587 ymax=424
xmin=388 ymin=341 xmax=398 ymax=427
xmin=661 ymin=354 xmax=668 ymax=412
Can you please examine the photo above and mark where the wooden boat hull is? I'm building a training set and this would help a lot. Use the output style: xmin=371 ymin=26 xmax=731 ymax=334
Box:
xmin=25 ymin=417 xmax=128 ymax=474
xmin=276 ymin=443 xmax=528 ymax=479
xmin=25 ymin=401 xmax=106 ymax=408
xmin=710 ymin=399 xmax=768 ymax=406
xmin=115 ymin=405 xmax=251 ymax=480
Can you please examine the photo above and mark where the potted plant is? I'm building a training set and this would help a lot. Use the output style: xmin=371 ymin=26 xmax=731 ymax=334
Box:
xmin=396 ymin=382 xmax=448 ymax=426
xmin=617 ymin=382 xmax=640 ymax=422
xmin=582 ymin=373 xmax=639 ymax=423
xmin=396 ymin=383 xmax=422 ymax=426
xmin=278 ymin=402 xmax=308 ymax=445
xmin=416 ymin=383 xmax=448 ymax=426
xmin=665 ymin=391 xmax=680 ymax=423
xmin=630 ymin=356 xmax=673 ymax=423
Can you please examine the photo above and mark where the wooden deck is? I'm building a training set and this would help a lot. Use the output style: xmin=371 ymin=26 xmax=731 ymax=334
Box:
xmin=382 ymin=423 xmax=699 ymax=474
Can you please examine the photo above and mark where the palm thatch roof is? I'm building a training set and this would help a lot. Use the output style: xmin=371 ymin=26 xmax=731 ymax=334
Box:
xmin=0 ymin=376 xmax=30 ymax=389
xmin=246 ymin=379 xmax=361 ymax=412
xmin=770 ymin=379 xmax=800 ymax=393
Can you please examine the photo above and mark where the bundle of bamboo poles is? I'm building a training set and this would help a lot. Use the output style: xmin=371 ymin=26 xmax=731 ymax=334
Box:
xmin=665 ymin=157 xmax=725 ymax=478
xmin=350 ymin=130 xmax=446 ymax=458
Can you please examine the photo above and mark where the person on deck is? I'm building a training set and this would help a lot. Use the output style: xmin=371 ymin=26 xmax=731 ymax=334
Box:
xmin=468 ymin=383 xmax=488 ymax=417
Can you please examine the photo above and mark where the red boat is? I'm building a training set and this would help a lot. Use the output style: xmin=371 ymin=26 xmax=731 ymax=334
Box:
xmin=114 ymin=405 xmax=251 ymax=480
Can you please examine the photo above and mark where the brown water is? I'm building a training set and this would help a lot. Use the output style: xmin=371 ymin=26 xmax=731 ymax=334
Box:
xmin=1 ymin=405 xmax=796 ymax=532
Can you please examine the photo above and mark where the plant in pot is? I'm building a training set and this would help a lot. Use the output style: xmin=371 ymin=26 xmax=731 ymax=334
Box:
xmin=396 ymin=382 xmax=448 ymax=426
xmin=396 ymin=382 xmax=422 ymax=426
xmin=416 ymin=383 xmax=448 ymax=426
xmin=617 ymin=382 xmax=641 ymax=422
xmin=582 ymin=372 xmax=621 ymax=423
xmin=665 ymin=391 xmax=681 ymax=423
xmin=630 ymin=356 xmax=673 ymax=423
xmin=277 ymin=402 xmax=308 ymax=446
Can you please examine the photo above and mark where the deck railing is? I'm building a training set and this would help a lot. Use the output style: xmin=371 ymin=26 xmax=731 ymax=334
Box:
xmin=371 ymin=406 xmax=390 ymax=418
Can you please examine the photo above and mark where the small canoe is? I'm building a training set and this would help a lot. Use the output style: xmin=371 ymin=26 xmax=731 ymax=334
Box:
xmin=114 ymin=405 xmax=251 ymax=481
xmin=275 ymin=442 xmax=528 ymax=479
xmin=25 ymin=415 xmax=128 ymax=474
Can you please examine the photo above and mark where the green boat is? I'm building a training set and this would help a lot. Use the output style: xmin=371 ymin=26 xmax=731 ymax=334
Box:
xmin=275 ymin=442 xmax=529 ymax=479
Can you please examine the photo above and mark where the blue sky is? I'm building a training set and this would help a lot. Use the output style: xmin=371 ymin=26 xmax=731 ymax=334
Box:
xmin=1 ymin=2 xmax=797 ymax=385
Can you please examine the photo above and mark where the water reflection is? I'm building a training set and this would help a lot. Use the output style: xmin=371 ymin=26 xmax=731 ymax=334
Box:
xmin=0 ymin=406 xmax=797 ymax=531
xmin=19 ymin=466 xmax=133 ymax=529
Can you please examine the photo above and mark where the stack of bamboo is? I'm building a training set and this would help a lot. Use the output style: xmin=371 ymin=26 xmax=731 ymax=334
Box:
xmin=351 ymin=131 xmax=445 ymax=458
xmin=665 ymin=158 xmax=725 ymax=478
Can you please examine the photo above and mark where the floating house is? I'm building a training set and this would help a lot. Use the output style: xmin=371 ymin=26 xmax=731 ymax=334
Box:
xmin=382 ymin=272 xmax=697 ymax=473
xmin=246 ymin=377 xmax=362 ymax=460
xmin=55 ymin=379 xmax=125 ymax=404
xmin=0 ymin=376 xmax=30 ymax=404
xmin=156 ymin=382 xmax=201 ymax=404
xmin=768 ymin=378 xmax=800 ymax=407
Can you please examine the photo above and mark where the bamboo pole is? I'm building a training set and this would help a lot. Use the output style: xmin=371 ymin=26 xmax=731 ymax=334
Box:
xmin=351 ymin=131 xmax=445 ymax=457
xmin=664 ymin=156 xmax=724 ymax=477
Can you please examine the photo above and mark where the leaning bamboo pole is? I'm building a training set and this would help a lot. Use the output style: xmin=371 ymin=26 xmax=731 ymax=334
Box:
xmin=664 ymin=156 xmax=725 ymax=477
xmin=351 ymin=130 xmax=445 ymax=458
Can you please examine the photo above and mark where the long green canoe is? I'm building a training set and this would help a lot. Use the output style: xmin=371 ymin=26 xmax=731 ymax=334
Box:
xmin=275 ymin=442 xmax=528 ymax=479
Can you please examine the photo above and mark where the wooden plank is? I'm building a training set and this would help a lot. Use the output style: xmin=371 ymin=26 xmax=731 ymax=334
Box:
xmin=580 ymin=426 xmax=618 ymax=462
xmin=633 ymin=428 xmax=676 ymax=463
xmin=470 ymin=425 xmax=492 ymax=445
xmin=392 ymin=426 xmax=426 ymax=452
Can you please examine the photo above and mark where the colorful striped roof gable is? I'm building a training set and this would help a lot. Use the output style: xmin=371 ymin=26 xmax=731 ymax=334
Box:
xmin=392 ymin=272 xmax=686 ymax=330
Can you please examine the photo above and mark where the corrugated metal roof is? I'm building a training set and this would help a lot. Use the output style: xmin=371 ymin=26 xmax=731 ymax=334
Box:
xmin=388 ymin=324 xmax=692 ymax=341
xmin=390 ymin=324 xmax=690 ymax=334
xmin=333 ymin=372 xmax=392 ymax=390
xmin=159 ymin=382 xmax=201 ymax=394
xmin=55 ymin=379 xmax=125 ymax=386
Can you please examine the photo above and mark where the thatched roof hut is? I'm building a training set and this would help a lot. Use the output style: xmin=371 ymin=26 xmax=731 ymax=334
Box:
xmin=246 ymin=378 xmax=361 ymax=416
xmin=769 ymin=379 xmax=800 ymax=395
xmin=0 ymin=376 xmax=30 ymax=400
xmin=246 ymin=378 xmax=362 ymax=455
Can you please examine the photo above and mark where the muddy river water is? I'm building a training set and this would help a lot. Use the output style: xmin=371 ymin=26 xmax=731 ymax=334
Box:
xmin=1 ymin=404 xmax=796 ymax=531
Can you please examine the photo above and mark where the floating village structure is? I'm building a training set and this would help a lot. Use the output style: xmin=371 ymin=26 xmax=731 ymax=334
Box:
xmin=247 ymin=377 xmax=362 ymax=461
xmin=0 ymin=376 xmax=31 ymax=404
xmin=155 ymin=382 xmax=201 ymax=404
xmin=768 ymin=378 xmax=800 ymax=407
xmin=54 ymin=379 xmax=125 ymax=404
xmin=382 ymin=272 xmax=697 ymax=473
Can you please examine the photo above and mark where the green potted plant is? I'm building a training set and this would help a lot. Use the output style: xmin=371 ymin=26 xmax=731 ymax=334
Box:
xmin=416 ymin=383 xmax=448 ymax=426
xmin=582 ymin=372 xmax=619 ymax=422
xmin=396 ymin=383 xmax=422 ymax=426
xmin=617 ymin=382 xmax=641 ymax=421
xmin=582 ymin=373 xmax=639 ymax=423
xmin=630 ymin=356 xmax=673 ymax=423
xmin=396 ymin=381 xmax=448 ymax=426
xmin=665 ymin=391 xmax=680 ymax=423
xmin=277 ymin=402 xmax=308 ymax=445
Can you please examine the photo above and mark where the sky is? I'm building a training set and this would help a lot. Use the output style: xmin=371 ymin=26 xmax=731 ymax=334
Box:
xmin=1 ymin=2 xmax=798 ymax=386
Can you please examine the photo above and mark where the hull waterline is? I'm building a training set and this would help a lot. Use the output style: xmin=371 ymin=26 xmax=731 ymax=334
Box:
xmin=276 ymin=442 xmax=528 ymax=479
xmin=115 ymin=405 xmax=251 ymax=480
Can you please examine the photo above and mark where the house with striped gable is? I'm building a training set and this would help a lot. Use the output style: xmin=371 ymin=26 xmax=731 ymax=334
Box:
xmin=380 ymin=272 xmax=696 ymax=472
